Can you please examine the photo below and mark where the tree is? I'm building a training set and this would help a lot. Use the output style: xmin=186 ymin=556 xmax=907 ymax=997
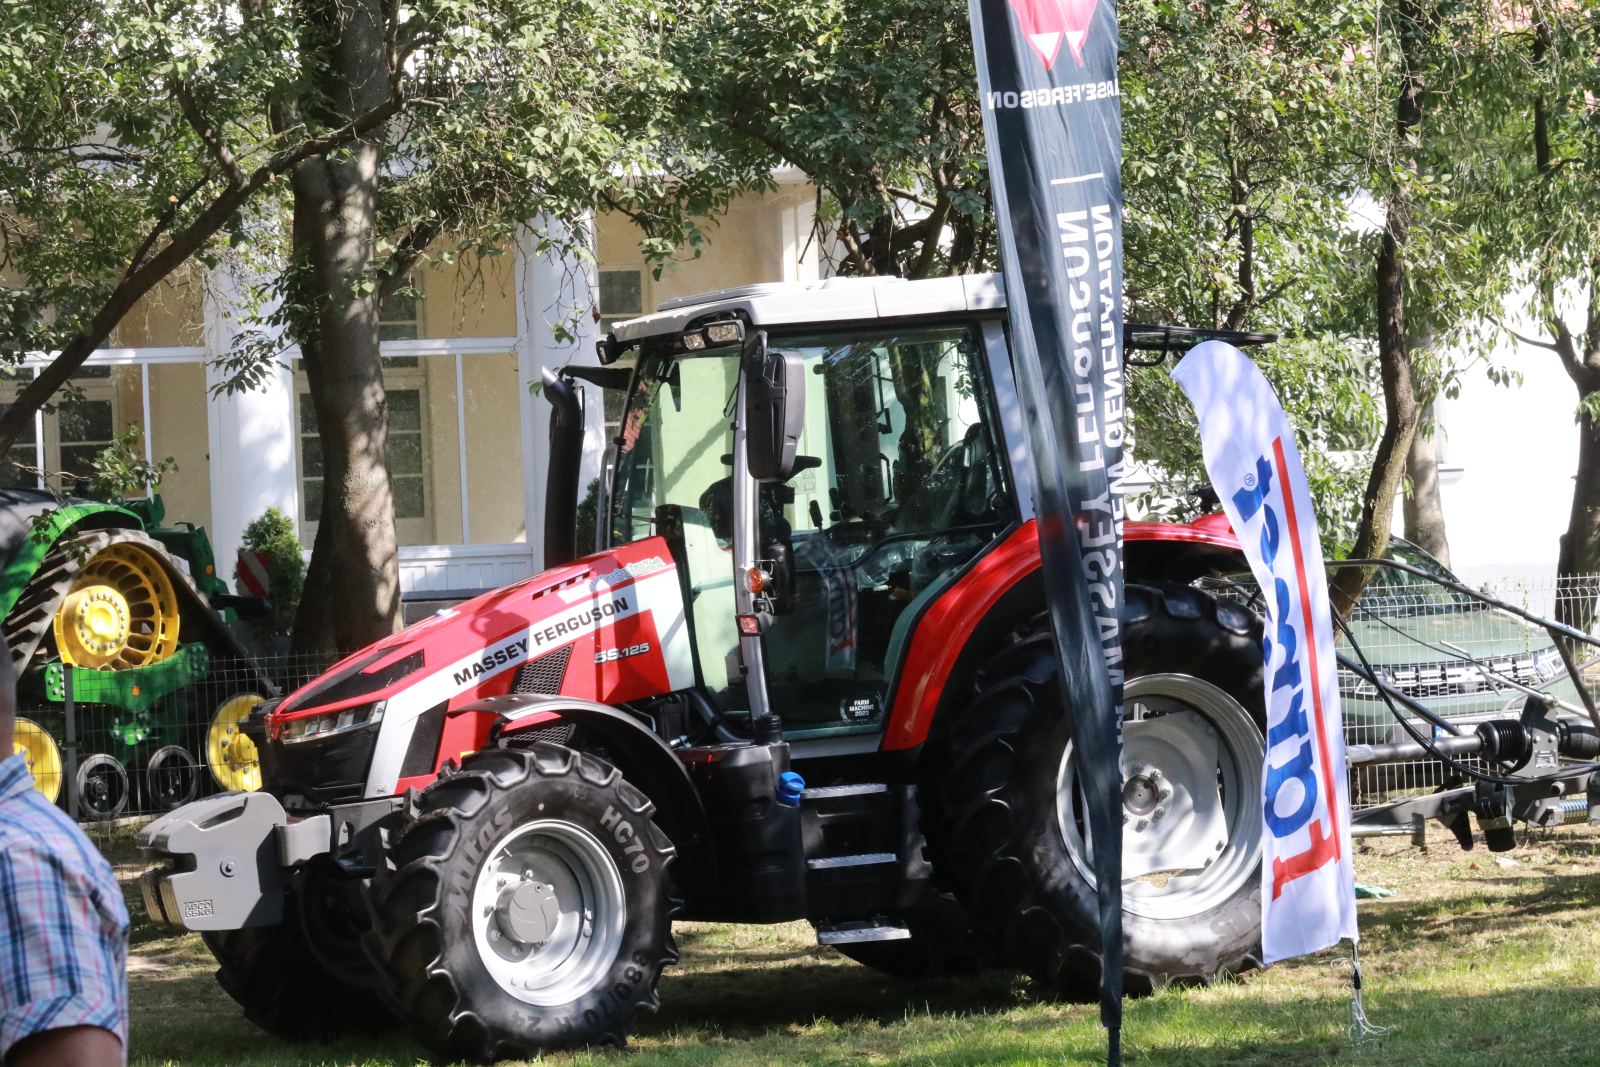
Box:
xmin=668 ymin=0 xmax=993 ymax=279
xmin=0 ymin=0 xmax=404 ymax=457
xmin=1477 ymin=3 xmax=1600 ymax=623
xmin=0 ymin=0 xmax=734 ymax=655
xmin=1118 ymin=0 xmax=1386 ymax=546
xmin=264 ymin=0 xmax=734 ymax=654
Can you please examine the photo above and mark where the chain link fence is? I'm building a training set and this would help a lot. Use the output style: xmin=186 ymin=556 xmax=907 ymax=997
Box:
xmin=18 ymin=571 xmax=1600 ymax=837
xmin=11 ymin=651 xmax=332 ymax=841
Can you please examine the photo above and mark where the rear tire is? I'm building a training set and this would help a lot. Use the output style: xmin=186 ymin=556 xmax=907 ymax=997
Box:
xmin=931 ymin=583 xmax=1267 ymax=996
xmin=204 ymin=858 xmax=393 ymax=1039
xmin=362 ymin=744 xmax=677 ymax=1062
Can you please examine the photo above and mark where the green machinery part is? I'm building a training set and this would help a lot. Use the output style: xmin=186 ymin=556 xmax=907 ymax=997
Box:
xmin=39 ymin=643 xmax=211 ymax=743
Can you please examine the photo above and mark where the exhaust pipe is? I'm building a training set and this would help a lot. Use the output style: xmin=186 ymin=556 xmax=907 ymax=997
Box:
xmin=542 ymin=368 xmax=583 ymax=568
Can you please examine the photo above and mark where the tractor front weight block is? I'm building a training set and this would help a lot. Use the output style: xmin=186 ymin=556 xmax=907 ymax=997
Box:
xmin=137 ymin=791 xmax=328 ymax=931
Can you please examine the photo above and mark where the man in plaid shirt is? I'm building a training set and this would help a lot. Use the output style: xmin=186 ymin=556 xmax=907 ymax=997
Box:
xmin=0 ymin=636 xmax=128 ymax=1066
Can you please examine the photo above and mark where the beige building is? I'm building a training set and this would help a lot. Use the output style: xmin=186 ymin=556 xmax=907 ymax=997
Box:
xmin=2 ymin=174 xmax=821 ymax=599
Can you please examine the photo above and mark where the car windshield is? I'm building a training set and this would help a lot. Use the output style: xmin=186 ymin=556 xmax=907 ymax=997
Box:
xmin=1357 ymin=541 xmax=1480 ymax=616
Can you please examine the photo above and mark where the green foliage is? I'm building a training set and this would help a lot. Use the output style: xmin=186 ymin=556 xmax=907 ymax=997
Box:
xmin=1130 ymin=336 xmax=1382 ymax=550
xmin=237 ymin=507 xmax=306 ymax=635
xmin=210 ymin=0 xmax=749 ymax=392
xmin=82 ymin=426 xmax=179 ymax=504
xmin=666 ymin=0 xmax=992 ymax=278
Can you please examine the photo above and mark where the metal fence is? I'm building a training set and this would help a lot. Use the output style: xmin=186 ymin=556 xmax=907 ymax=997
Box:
xmin=1202 ymin=571 xmax=1600 ymax=810
xmin=11 ymin=652 xmax=332 ymax=836
xmin=18 ymin=572 xmax=1600 ymax=834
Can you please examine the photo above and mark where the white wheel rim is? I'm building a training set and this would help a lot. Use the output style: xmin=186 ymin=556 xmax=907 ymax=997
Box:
xmin=469 ymin=819 xmax=626 ymax=1006
xmin=1056 ymin=673 xmax=1264 ymax=921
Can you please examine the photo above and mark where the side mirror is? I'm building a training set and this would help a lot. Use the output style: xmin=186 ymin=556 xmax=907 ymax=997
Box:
xmin=743 ymin=330 xmax=805 ymax=482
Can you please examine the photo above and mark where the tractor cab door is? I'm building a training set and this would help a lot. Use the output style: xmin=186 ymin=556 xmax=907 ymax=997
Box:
xmin=755 ymin=323 xmax=1011 ymax=736
xmin=609 ymin=350 xmax=750 ymax=712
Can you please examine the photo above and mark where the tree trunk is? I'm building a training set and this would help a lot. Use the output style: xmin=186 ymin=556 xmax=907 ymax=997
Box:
xmin=288 ymin=0 xmax=403 ymax=656
xmin=1330 ymin=0 xmax=1428 ymax=620
xmin=1403 ymin=401 xmax=1451 ymax=567
xmin=1557 ymin=389 xmax=1600 ymax=636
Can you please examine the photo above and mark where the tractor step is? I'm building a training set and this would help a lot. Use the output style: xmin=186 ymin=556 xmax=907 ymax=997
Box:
xmin=815 ymin=918 xmax=911 ymax=946
xmin=807 ymin=851 xmax=896 ymax=871
xmin=801 ymin=783 xmax=888 ymax=800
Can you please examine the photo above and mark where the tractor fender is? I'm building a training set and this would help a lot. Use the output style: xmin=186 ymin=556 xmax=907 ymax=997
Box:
xmin=883 ymin=517 xmax=1251 ymax=752
xmin=461 ymin=693 xmax=713 ymax=875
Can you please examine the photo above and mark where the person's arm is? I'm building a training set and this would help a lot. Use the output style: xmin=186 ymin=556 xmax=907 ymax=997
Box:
xmin=0 ymin=831 xmax=129 ymax=1067
xmin=7 ymin=1024 xmax=122 ymax=1067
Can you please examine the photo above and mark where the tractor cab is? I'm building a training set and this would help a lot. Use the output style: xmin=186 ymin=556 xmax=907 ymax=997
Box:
xmin=590 ymin=291 xmax=1016 ymax=743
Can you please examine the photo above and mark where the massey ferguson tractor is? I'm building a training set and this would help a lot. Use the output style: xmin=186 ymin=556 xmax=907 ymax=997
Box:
xmin=135 ymin=272 xmax=1451 ymax=1060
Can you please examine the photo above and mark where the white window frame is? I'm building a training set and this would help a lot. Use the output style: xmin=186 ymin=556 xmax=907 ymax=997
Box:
xmin=294 ymin=357 xmax=434 ymax=545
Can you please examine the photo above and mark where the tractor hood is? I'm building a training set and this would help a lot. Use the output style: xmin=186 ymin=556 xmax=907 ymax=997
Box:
xmin=272 ymin=537 xmax=697 ymax=725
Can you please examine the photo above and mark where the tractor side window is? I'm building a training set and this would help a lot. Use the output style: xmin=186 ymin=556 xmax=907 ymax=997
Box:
xmin=760 ymin=324 xmax=1008 ymax=734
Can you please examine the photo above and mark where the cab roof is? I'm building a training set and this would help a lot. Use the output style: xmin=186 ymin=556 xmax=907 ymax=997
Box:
xmin=610 ymin=273 xmax=1006 ymax=344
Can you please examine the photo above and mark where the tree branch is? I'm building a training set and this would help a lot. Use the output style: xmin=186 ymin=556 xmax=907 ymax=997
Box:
xmin=171 ymin=78 xmax=248 ymax=187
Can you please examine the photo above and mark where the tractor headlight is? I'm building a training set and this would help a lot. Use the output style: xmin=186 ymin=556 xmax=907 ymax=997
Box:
xmin=276 ymin=701 xmax=386 ymax=744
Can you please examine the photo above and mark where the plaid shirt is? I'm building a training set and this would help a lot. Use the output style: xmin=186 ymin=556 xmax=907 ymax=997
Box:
xmin=0 ymin=753 xmax=128 ymax=1061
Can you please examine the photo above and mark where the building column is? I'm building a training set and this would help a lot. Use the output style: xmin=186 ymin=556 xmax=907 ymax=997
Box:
xmin=514 ymin=215 xmax=601 ymax=571
xmin=203 ymin=263 xmax=299 ymax=592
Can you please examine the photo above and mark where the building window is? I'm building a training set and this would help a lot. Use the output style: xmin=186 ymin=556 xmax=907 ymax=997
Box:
xmin=298 ymin=387 xmax=427 ymax=521
xmin=57 ymin=398 xmax=116 ymax=477
xmin=379 ymin=283 xmax=421 ymax=341
xmin=598 ymin=269 xmax=644 ymax=335
xmin=0 ymin=369 xmax=122 ymax=491
xmin=0 ymin=369 xmax=39 ymax=489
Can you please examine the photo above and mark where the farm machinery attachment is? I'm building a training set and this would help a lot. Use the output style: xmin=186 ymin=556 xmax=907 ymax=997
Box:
xmin=2 ymin=490 xmax=273 ymax=818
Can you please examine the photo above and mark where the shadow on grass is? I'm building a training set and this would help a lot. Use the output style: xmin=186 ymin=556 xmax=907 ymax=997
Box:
xmin=1359 ymin=871 xmax=1600 ymax=936
xmin=127 ymin=855 xmax=1600 ymax=1066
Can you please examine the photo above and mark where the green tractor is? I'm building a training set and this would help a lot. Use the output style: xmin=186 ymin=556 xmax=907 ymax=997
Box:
xmin=2 ymin=489 xmax=272 ymax=819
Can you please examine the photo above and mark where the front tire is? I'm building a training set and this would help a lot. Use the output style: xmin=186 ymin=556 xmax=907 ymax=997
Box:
xmin=363 ymin=744 xmax=677 ymax=1063
xmin=933 ymin=583 xmax=1266 ymax=996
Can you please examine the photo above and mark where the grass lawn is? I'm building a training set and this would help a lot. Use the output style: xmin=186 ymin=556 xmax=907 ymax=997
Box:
xmin=111 ymin=823 xmax=1600 ymax=1067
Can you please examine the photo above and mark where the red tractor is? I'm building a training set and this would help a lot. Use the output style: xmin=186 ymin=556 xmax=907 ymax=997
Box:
xmin=140 ymin=274 xmax=1271 ymax=1061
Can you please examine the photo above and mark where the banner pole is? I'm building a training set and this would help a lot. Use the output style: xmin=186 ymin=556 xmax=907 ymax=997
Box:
xmin=966 ymin=0 xmax=1129 ymax=1060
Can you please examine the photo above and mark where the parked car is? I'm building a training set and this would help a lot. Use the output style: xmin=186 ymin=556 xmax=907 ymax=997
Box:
xmin=1338 ymin=539 xmax=1576 ymax=746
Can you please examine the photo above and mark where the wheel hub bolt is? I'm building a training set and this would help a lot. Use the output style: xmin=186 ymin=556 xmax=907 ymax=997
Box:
xmin=1134 ymin=817 xmax=1149 ymax=832
xmin=1154 ymin=807 xmax=1166 ymax=820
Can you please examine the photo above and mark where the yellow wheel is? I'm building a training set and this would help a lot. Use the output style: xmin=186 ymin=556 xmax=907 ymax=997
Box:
xmin=208 ymin=693 xmax=264 ymax=792
xmin=12 ymin=717 xmax=63 ymax=804
xmin=52 ymin=541 xmax=181 ymax=670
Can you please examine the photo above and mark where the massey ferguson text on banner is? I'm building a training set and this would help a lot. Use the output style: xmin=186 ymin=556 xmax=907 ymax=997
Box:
xmin=1171 ymin=341 xmax=1358 ymax=964
xmin=967 ymin=0 xmax=1128 ymax=1038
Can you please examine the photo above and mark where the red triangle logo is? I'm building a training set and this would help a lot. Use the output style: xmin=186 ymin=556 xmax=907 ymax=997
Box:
xmin=1006 ymin=0 xmax=1099 ymax=70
